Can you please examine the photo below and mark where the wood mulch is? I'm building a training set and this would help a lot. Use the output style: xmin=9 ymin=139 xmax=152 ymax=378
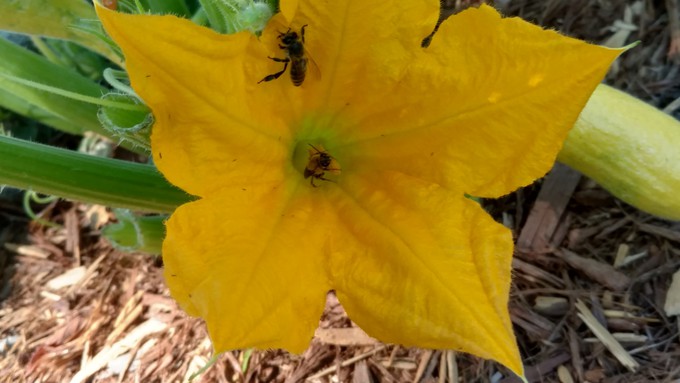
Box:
xmin=1 ymin=0 xmax=680 ymax=382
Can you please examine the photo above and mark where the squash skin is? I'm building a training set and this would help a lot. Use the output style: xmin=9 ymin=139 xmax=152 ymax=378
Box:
xmin=558 ymin=84 xmax=680 ymax=220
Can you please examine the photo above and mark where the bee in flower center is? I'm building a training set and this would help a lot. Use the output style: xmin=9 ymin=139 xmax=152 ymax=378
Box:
xmin=305 ymin=144 xmax=341 ymax=187
xmin=258 ymin=25 xmax=309 ymax=86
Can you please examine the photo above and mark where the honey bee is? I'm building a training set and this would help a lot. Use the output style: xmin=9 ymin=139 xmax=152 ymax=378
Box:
xmin=305 ymin=144 xmax=341 ymax=187
xmin=258 ymin=25 xmax=315 ymax=86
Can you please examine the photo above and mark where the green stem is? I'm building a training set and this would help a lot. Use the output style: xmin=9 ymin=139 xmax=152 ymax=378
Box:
xmin=103 ymin=68 xmax=136 ymax=96
xmin=0 ymin=72 xmax=147 ymax=112
xmin=29 ymin=36 xmax=61 ymax=66
xmin=0 ymin=135 xmax=192 ymax=213
xmin=22 ymin=191 xmax=62 ymax=228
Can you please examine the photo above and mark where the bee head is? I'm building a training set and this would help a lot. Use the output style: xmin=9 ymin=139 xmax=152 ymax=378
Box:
xmin=280 ymin=32 xmax=299 ymax=45
xmin=319 ymin=154 xmax=332 ymax=168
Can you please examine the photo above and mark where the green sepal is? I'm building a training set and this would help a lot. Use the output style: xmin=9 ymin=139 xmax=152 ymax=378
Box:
xmin=102 ymin=210 xmax=165 ymax=253
xmin=98 ymin=93 xmax=153 ymax=152
xmin=198 ymin=0 xmax=273 ymax=34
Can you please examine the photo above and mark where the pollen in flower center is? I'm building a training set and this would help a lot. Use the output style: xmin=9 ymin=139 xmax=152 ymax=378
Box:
xmin=292 ymin=141 xmax=341 ymax=187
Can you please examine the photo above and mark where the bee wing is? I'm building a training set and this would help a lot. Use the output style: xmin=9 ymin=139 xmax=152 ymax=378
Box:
xmin=303 ymin=48 xmax=322 ymax=85
xmin=327 ymin=158 xmax=341 ymax=174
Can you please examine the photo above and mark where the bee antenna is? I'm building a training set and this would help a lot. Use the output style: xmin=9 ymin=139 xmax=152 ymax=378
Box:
xmin=307 ymin=143 xmax=321 ymax=153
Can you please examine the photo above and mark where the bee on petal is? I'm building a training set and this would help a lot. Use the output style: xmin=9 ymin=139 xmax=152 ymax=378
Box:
xmin=305 ymin=144 xmax=340 ymax=187
xmin=258 ymin=25 xmax=319 ymax=86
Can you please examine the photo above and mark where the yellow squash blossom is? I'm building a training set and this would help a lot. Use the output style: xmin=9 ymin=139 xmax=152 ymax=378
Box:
xmin=97 ymin=0 xmax=621 ymax=377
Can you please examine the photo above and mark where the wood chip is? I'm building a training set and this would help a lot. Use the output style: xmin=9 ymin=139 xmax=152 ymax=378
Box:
xmin=65 ymin=252 xmax=108 ymax=297
xmin=663 ymin=269 xmax=680 ymax=316
xmin=352 ymin=361 xmax=373 ymax=383
xmin=64 ymin=208 xmax=81 ymax=266
xmin=46 ymin=266 xmax=87 ymax=290
xmin=575 ymin=300 xmax=639 ymax=372
xmin=437 ymin=352 xmax=445 ymax=383
xmin=568 ymin=327 xmax=584 ymax=382
xmin=4 ymin=243 xmax=50 ymax=258
xmin=603 ymin=310 xmax=658 ymax=323
xmin=39 ymin=291 xmax=62 ymax=301
xmin=517 ymin=164 xmax=582 ymax=252
xmin=510 ymin=304 xmax=555 ymax=340
xmin=499 ymin=352 xmax=571 ymax=383
xmin=638 ymin=223 xmax=680 ymax=242
xmin=413 ymin=349 xmax=433 ymax=383
xmin=555 ymin=249 xmax=631 ymax=291
xmin=557 ymin=365 xmax=574 ymax=383
xmin=378 ymin=358 xmax=417 ymax=370
xmin=512 ymin=258 xmax=565 ymax=287
xmin=666 ymin=0 xmax=680 ymax=62
xmin=314 ymin=327 xmax=378 ymax=346
xmin=305 ymin=346 xmax=386 ymax=382
xmin=445 ymin=351 xmax=457 ymax=383
xmin=533 ymin=296 xmax=569 ymax=316
xmin=613 ymin=244 xmax=630 ymax=268
xmin=584 ymin=333 xmax=648 ymax=343
xmin=368 ymin=360 xmax=398 ymax=383
xmin=70 ymin=318 xmax=168 ymax=383
xmin=584 ymin=368 xmax=605 ymax=383
xmin=106 ymin=301 xmax=144 ymax=345
xmin=607 ymin=318 xmax=642 ymax=332
xmin=617 ymin=250 xmax=649 ymax=268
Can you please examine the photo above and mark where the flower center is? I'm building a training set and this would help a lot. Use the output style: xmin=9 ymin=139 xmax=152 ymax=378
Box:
xmin=292 ymin=141 xmax=341 ymax=187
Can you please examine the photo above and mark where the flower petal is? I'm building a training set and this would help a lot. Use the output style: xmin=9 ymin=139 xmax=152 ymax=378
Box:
xmin=269 ymin=0 xmax=439 ymax=110
xmin=335 ymin=5 xmax=622 ymax=198
xmin=96 ymin=6 xmax=297 ymax=198
xmin=279 ymin=0 xmax=298 ymax=24
xmin=328 ymin=171 xmax=521 ymax=376
xmin=163 ymin=182 xmax=332 ymax=352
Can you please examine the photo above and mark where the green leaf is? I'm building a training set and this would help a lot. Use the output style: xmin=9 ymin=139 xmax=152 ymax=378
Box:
xmin=0 ymin=0 xmax=119 ymax=62
xmin=0 ymin=37 xmax=105 ymax=134
xmin=144 ymin=0 xmax=191 ymax=16
xmin=0 ymin=87 xmax=81 ymax=134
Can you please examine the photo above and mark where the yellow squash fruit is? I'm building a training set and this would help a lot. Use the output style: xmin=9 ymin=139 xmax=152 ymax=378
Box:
xmin=558 ymin=84 xmax=680 ymax=220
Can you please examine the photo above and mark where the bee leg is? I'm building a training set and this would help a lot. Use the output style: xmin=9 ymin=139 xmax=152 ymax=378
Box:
xmin=301 ymin=24 xmax=308 ymax=43
xmin=310 ymin=176 xmax=318 ymax=187
xmin=268 ymin=56 xmax=289 ymax=63
xmin=318 ymin=175 xmax=336 ymax=184
xmin=279 ymin=28 xmax=291 ymax=38
xmin=258 ymin=60 xmax=289 ymax=83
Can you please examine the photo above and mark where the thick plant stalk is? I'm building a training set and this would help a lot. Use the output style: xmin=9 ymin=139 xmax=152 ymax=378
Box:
xmin=0 ymin=135 xmax=191 ymax=213
xmin=559 ymin=84 xmax=680 ymax=220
